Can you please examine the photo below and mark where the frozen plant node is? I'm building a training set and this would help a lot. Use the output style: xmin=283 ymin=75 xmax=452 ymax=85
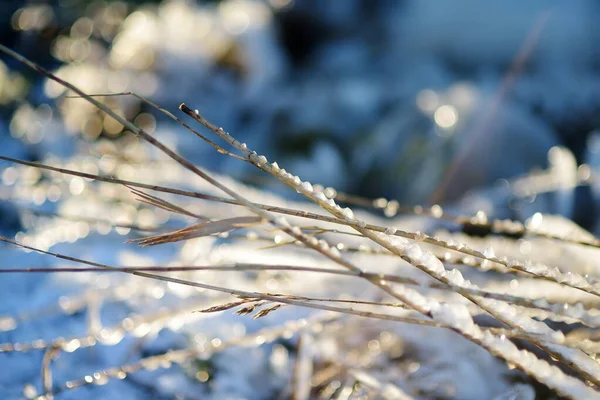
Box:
xmin=256 ymin=155 xmax=268 ymax=165
xmin=384 ymin=226 xmax=397 ymax=235
xmin=270 ymin=162 xmax=280 ymax=172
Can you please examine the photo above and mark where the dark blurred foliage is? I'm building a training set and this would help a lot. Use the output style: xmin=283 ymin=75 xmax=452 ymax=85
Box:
xmin=2 ymin=0 xmax=600 ymax=226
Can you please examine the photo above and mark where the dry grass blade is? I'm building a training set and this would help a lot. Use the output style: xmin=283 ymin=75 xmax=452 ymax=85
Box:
xmin=334 ymin=190 xmax=600 ymax=249
xmin=127 ymin=186 xmax=206 ymax=219
xmin=1 ymin=237 xmax=598 ymax=375
xmin=3 ymin=149 xmax=600 ymax=289
xmin=130 ymin=216 xmax=265 ymax=246
xmin=2 ymin=43 xmax=600 ymax=398
xmin=234 ymin=305 xmax=255 ymax=316
xmin=9 ymin=149 xmax=594 ymax=291
xmin=2 ymin=261 xmax=598 ymax=328
xmin=0 ymin=237 xmax=440 ymax=334
xmin=0 ymin=44 xmax=381 ymax=295
xmin=235 ymin=302 xmax=268 ymax=316
xmin=197 ymin=299 xmax=256 ymax=313
xmin=253 ymin=304 xmax=283 ymax=319
xmin=179 ymin=104 xmax=600 ymax=394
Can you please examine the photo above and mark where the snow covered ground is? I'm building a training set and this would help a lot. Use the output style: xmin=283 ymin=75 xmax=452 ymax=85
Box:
xmin=2 ymin=1 xmax=600 ymax=399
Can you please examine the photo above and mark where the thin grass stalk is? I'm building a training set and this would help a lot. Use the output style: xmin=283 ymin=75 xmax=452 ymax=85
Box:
xmin=179 ymin=104 xmax=600 ymax=390
xmin=1 ymin=44 xmax=599 ymax=398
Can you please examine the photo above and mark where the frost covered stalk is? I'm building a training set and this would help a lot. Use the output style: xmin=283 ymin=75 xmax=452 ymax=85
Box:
xmin=1 ymin=42 xmax=600 ymax=400
xmin=180 ymin=105 xmax=600 ymax=397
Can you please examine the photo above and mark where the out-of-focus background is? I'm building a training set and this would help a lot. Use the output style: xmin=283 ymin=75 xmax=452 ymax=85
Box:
xmin=2 ymin=2 xmax=600 ymax=400
xmin=2 ymin=0 xmax=600 ymax=229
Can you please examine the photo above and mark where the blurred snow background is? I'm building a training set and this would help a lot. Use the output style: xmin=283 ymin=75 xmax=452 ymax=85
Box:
xmin=1 ymin=0 xmax=600 ymax=399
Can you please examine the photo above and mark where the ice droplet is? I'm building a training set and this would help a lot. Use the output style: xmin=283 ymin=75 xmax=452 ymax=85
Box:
xmin=300 ymin=181 xmax=313 ymax=193
xmin=384 ymin=226 xmax=397 ymax=235
xmin=342 ymin=207 xmax=354 ymax=220
xmin=405 ymin=244 xmax=423 ymax=263
xmin=314 ymin=192 xmax=327 ymax=202
xmin=483 ymin=247 xmax=496 ymax=259
xmin=329 ymin=246 xmax=341 ymax=258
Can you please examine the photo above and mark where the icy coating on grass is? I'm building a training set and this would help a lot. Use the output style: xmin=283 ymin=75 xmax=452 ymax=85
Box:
xmin=188 ymin=107 xmax=600 ymax=397
xmin=3 ymin=1 xmax=600 ymax=398
xmin=4 ymin=129 xmax=600 ymax=398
